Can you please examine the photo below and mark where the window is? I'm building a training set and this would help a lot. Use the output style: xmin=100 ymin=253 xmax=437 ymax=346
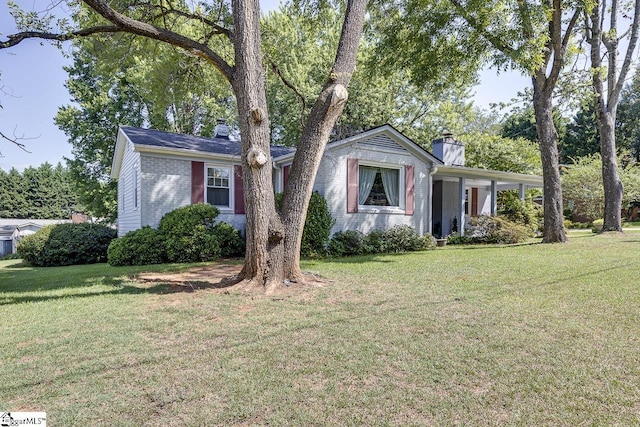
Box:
xmin=207 ymin=166 xmax=230 ymax=207
xmin=133 ymin=168 xmax=138 ymax=209
xmin=359 ymin=166 xmax=400 ymax=207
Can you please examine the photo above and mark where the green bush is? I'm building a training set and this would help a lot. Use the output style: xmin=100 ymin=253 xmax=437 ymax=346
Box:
xmin=213 ymin=222 xmax=245 ymax=257
xmin=464 ymin=215 xmax=531 ymax=244
xmin=363 ymin=229 xmax=386 ymax=253
xmin=329 ymin=226 xmax=437 ymax=256
xmin=276 ymin=191 xmax=335 ymax=257
xmin=499 ymin=192 xmax=539 ymax=236
xmin=159 ymin=204 xmax=222 ymax=263
xmin=18 ymin=223 xmax=116 ymax=267
xmin=447 ymin=232 xmax=472 ymax=245
xmin=592 ymin=218 xmax=604 ymax=233
xmin=381 ymin=225 xmax=429 ymax=252
xmin=0 ymin=252 xmax=22 ymax=261
xmin=107 ymin=226 xmax=166 ymax=266
xmin=328 ymin=230 xmax=367 ymax=257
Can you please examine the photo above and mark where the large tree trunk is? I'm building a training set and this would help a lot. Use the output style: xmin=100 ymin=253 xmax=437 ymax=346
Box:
xmin=231 ymin=0 xmax=285 ymax=289
xmin=532 ymin=76 xmax=567 ymax=243
xmin=597 ymin=109 xmax=624 ymax=231
xmin=232 ymin=0 xmax=367 ymax=290
xmin=281 ymin=0 xmax=366 ymax=281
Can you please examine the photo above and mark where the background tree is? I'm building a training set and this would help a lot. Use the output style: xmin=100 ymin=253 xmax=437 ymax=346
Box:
xmin=55 ymin=33 xmax=235 ymax=222
xmin=562 ymin=152 xmax=640 ymax=221
xmin=262 ymin=4 xmax=478 ymax=147
xmin=616 ymin=66 xmax=640 ymax=162
xmin=464 ymin=133 xmax=542 ymax=174
xmin=561 ymin=99 xmax=600 ymax=162
xmin=0 ymin=163 xmax=79 ymax=218
xmin=585 ymin=0 xmax=640 ymax=231
xmin=375 ymin=0 xmax=583 ymax=243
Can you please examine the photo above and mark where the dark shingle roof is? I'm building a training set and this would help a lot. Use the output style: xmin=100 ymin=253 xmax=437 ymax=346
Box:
xmin=120 ymin=126 xmax=295 ymax=159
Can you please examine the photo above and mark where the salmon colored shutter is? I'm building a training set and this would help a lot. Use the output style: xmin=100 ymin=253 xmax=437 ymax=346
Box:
xmin=471 ymin=187 xmax=478 ymax=216
xmin=347 ymin=158 xmax=359 ymax=213
xmin=283 ymin=165 xmax=290 ymax=191
xmin=234 ymin=165 xmax=245 ymax=214
xmin=405 ymin=165 xmax=414 ymax=215
xmin=191 ymin=161 xmax=205 ymax=204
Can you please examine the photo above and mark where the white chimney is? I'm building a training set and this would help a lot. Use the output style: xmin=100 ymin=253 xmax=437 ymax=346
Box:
xmin=432 ymin=132 xmax=465 ymax=166
xmin=214 ymin=118 xmax=230 ymax=139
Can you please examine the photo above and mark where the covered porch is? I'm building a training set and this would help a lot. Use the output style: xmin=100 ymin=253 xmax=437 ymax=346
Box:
xmin=428 ymin=165 xmax=544 ymax=237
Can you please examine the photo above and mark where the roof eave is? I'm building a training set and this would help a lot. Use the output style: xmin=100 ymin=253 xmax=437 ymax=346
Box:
xmin=435 ymin=165 xmax=543 ymax=185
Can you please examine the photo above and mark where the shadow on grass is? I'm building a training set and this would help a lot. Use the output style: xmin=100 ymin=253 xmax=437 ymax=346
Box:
xmin=0 ymin=261 xmax=238 ymax=306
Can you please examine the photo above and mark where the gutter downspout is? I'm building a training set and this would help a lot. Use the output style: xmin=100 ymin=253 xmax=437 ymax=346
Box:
xmin=428 ymin=166 xmax=438 ymax=235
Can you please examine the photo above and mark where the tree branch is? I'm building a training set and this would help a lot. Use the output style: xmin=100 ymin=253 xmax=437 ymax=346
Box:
xmin=0 ymin=25 xmax=124 ymax=48
xmin=0 ymin=128 xmax=33 ymax=156
xmin=265 ymin=56 xmax=307 ymax=130
xmin=82 ymin=0 xmax=235 ymax=81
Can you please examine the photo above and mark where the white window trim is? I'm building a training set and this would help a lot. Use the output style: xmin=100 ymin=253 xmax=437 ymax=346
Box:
xmin=205 ymin=164 xmax=234 ymax=211
xmin=357 ymin=161 xmax=406 ymax=213
xmin=133 ymin=164 xmax=139 ymax=210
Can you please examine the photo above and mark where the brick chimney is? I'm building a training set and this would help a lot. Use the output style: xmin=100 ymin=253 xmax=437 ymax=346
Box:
xmin=214 ymin=118 xmax=230 ymax=139
xmin=432 ymin=132 xmax=465 ymax=166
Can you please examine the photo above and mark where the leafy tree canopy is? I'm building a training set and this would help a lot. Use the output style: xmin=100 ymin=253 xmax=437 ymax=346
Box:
xmin=0 ymin=163 xmax=80 ymax=219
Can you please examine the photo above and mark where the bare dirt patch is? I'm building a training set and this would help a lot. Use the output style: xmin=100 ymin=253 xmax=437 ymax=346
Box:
xmin=135 ymin=263 xmax=330 ymax=298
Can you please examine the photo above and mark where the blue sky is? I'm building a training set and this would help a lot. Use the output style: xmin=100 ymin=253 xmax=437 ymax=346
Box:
xmin=0 ymin=0 xmax=529 ymax=172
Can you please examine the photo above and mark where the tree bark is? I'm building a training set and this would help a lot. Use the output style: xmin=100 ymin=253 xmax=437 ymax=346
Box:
xmin=231 ymin=0 xmax=366 ymax=290
xmin=597 ymin=110 xmax=624 ymax=231
xmin=280 ymin=0 xmax=367 ymax=281
xmin=588 ymin=0 xmax=640 ymax=232
xmin=532 ymin=75 xmax=567 ymax=243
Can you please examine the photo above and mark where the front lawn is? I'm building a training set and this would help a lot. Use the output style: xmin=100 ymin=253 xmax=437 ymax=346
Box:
xmin=2 ymin=232 xmax=640 ymax=425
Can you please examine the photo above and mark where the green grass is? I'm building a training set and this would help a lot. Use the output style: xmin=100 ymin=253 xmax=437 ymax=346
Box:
xmin=2 ymin=232 xmax=640 ymax=425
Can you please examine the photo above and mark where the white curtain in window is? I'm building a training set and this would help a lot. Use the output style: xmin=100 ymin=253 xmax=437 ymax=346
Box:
xmin=381 ymin=168 xmax=399 ymax=206
xmin=358 ymin=167 xmax=377 ymax=205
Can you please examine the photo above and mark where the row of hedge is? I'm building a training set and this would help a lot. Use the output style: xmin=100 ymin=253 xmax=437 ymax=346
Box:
xmin=327 ymin=225 xmax=437 ymax=257
xmin=108 ymin=204 xmax=244 ymax=266
xmin=447 ymin=215 xmax=532 ymax=245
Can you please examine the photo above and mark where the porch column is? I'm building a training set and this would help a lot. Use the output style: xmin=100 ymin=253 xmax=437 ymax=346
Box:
xmin=427 ymin=170 xmax=434 ymax=235
xmin=458 ymin=177 xmax=466 ymax=236
xmin=490 ymin=180 xmax=497 ymax=215
xmin=519 ymin=183 xmax=526 ymax=201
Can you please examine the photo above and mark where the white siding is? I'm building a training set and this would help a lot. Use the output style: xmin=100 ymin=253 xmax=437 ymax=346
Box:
xmin=139 ymin=154 xmax=247 ymax=233
xmin=140 ymin=154 xmax=191 ymax=230
xmin=315 ymin=139 xmax=432 ymax=236
xmin=117 ymin=140 xmax=142 ymax=236
xmin=438 ymin=181 xmax=460 ymax=236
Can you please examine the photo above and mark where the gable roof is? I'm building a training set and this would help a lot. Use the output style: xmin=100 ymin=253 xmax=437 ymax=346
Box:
xmin=112 ymin=126 xmax=295 ymax=178
xmin=272 ymin=124 xmax=443 ymax=166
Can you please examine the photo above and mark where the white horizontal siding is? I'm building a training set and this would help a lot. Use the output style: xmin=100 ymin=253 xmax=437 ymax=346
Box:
xmin=117 ymin=140 xmax=142 ymax=236
xmin=315 ymin=139 xmax=431 ymax=236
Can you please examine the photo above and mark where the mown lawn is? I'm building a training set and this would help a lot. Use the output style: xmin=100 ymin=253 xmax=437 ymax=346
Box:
xmin=2 ymin=232 xmax=640 ymax=426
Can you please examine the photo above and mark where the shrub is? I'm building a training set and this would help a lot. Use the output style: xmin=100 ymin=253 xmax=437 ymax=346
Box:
xmin=0 ymin=252 xmax=22 ymax=261
xmin=464 ymin=215 xmax=531 ymax=244
xmin=159 ymin=204 xmax=222 ymax=263
xmin=107 ymin=226 xmax=166 ymax=266
xmin=592 ymin=218 xmax=604 ymax=233
xmin=381 ymin=225 xmax=429 ymax=252
xmin=329 ymin=226 xmax=436 ymax=256
xmin=18 ymin=223 xmax=116 ymax=267
xmin=447 ymin=232 xmax=472 ymax=245
xmin=363 ymin=229 xmax=386 ymax=253
xmin=499 ymin=192 xmax=539 ymax=236
xmin=276 ymin=191 xmax=335 ymax=257
xmin=213 ymin=222 xmax=245 ymax=257
xmin=328 ymin=230 xmax=367 ymax=257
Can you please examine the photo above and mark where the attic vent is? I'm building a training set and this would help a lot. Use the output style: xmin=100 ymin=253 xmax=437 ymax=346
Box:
xmin=359 ymin=135 xmax=407 ymax=152
xmin=214 ymin=118 xmax=230 ymax=139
